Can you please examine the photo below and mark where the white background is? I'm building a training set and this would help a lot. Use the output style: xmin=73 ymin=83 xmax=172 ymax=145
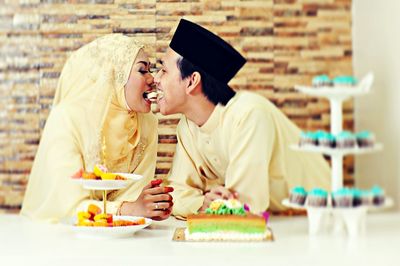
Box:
xmin=353 ymin=0 xmax=400 ymax=210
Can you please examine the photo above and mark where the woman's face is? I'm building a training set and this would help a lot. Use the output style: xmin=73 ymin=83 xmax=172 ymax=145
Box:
xmin=125 ymin=49 xmax=154 ymax=113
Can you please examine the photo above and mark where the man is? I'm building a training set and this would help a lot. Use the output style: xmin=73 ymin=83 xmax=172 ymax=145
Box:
xmin=154 ymin=19 xmax=330 ymax=218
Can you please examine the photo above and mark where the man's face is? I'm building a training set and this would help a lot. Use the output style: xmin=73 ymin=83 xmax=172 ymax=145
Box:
xmin=154 ymin=48 xmax=189 ymax=115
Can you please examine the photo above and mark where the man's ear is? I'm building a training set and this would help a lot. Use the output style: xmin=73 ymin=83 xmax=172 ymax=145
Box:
xmin=186 ymin=71 xmax=202 ymax=95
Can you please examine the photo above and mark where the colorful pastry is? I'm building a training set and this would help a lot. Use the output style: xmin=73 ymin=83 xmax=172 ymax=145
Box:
xmin=76 ymin=204 xmax=145 ymax=227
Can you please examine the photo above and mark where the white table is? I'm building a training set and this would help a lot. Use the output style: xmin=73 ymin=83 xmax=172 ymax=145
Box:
xmin=0 ymin=212 xmax=399 ymax=266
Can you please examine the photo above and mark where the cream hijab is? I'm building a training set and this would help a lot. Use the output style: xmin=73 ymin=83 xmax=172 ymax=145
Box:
xmin=21 ymin=34 xmax=156 ymax=222
xmin=53 ymin=34 xmax=144 ymax=171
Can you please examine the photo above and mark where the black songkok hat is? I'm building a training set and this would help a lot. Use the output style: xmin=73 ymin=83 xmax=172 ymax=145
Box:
xmin=170 ymin=19 xmax=246 ymax=84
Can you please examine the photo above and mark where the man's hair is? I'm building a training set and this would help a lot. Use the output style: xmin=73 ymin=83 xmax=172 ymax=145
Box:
xmin=176 ymin=56 xmax=236 ymax=106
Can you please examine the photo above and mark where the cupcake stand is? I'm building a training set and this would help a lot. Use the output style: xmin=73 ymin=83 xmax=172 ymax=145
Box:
xmin=283 ymin=73 xmax=392 ymax=237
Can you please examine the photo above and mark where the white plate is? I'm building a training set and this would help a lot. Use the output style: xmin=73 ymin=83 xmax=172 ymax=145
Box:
xmin=74 ymin=173 xmax=143 ymax=190
xmin=69 ymin=216 xmax=152 ymax=238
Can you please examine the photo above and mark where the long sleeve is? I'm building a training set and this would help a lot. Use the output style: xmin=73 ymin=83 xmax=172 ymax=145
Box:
xmin=21 ymin=106 xmax=89 ymax=223
xmin=224 ymin=108 xmax=275 ymax=213
xmin=168 ymin=120 xmax=206 ymax=218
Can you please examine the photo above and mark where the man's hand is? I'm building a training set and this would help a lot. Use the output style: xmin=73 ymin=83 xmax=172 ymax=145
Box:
xmin=200 ymin=186 xmax=238 ymax=211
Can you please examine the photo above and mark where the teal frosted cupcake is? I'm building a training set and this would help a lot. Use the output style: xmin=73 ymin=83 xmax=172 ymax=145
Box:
xmin=307 ymin=188 xmax=328 ymax=207
xmin=371 ymin=186 xmax=385 ymax=205
xmin=332 ymin=188 xmax=353 ymax=208
xmin=299 ymin=131 xmax=313 ymax=146
xmin=360 ymin=190 xmax=373 ymax=206
xmin=335 ymin=131 xmax=356 ymax=149
xmin=351 ymin=188 xmax=362 ymax=207
xmin=289 ymin=186 xmax=307 ymax=206
xmin=355 ymin=131 xmax=375 ymax=148
xmin=318 ymin=131 xmax=336 ymax=148
xmin=312 ymin=75 xmax=332 ymax=87
xmin=332 ymin=75 xmax=357 ymax=87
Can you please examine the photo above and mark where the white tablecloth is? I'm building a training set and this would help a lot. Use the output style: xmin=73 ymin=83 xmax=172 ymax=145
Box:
xmin=0 ymin=212 xmax=399 ymax=266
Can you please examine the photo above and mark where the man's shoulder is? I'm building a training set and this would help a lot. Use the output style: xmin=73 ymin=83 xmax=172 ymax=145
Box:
xmin=228 ymin=91 xmax=270 ymax=110
xmin=224 ymin=91 xmax=273 ymax=118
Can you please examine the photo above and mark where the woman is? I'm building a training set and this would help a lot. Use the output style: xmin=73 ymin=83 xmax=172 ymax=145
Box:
xmin=21 ymin=34 xmax=172 ymax=223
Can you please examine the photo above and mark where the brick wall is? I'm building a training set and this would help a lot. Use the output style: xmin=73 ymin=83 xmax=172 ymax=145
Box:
xmin=0 ymin=0 xmax=353 ymax=213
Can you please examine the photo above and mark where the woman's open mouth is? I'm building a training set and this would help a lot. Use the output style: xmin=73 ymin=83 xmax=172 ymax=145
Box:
xmin=143 ymin=90 xmax=164 ymax=103
xmin=143 ymin=91 xmax=158 ymax=104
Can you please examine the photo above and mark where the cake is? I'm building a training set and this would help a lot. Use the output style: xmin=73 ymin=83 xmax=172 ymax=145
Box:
xmin=185 ymin=199 xmax=271 ymax=241
xmin=147 ymin=91 xmax=158 ymax=102
xmin=289 ymin=186 xmax=307 ymax=206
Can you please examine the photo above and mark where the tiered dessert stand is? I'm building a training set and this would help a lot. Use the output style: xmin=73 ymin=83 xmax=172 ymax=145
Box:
xmin=72 ymin=172 xmax=151 ymax=238
xmin=292 ymin=72 xmax=381 ymax=191
xmin=283 ymin=73 xmax=392 ymax=236
xmin=75 ymin=173 xmax=142 ymax=213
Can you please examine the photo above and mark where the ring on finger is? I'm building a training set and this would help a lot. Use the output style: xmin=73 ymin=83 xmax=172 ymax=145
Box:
xmin=155 ymin=203 xmax=159 ymax=209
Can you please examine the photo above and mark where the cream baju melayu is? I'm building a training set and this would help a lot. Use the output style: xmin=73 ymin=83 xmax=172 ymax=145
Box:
xmin=169 ymin=91 xmax=331 ymax=218
xmin=21 ymin=34 xmax=158 ymax=223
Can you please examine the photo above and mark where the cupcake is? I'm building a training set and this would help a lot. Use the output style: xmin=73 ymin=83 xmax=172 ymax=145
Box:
xmin=310 ymin=132 xmax=319 ymax=146
xmin=332 ymin=188 xmax=353 ymax=208
xmin=307 ymin=188 xmax=328 ymax=207
xmin=313 ymin=130 xmax=324 ymax=146
xmin=289 ymin=186 xmax=307 ymax=206
xmin=318 ymin=132 xmax=336 ymax=148
xmin=312 ymin=75 xmax=332 ymax=87
xmin=299 ymin=131 xmax=313 ymax=147
xmin=370 ymin=186 xmax=385 ymax=206
xmin=335 ymin=131 xmax=356 ymax=149
xmin=360 ymin=190 xmax=373 ymax=206
xmin=351 ymin=188 xmax=362 ymax=207
xmin=332 ymin=75 xmax=358 ymax=87
xmin=355 ymin=131 xmax=375 ymax=148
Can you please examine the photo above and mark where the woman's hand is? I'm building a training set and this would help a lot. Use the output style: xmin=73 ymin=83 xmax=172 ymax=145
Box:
xmin=199 ymin=186 xmax=238 ymax=211
xmin=119 ymin=179 xmax=174 ymax=221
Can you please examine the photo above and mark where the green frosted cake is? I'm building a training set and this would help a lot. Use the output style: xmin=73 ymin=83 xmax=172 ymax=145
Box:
xmin=185 ymin=199 xmax=271 ymax=241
